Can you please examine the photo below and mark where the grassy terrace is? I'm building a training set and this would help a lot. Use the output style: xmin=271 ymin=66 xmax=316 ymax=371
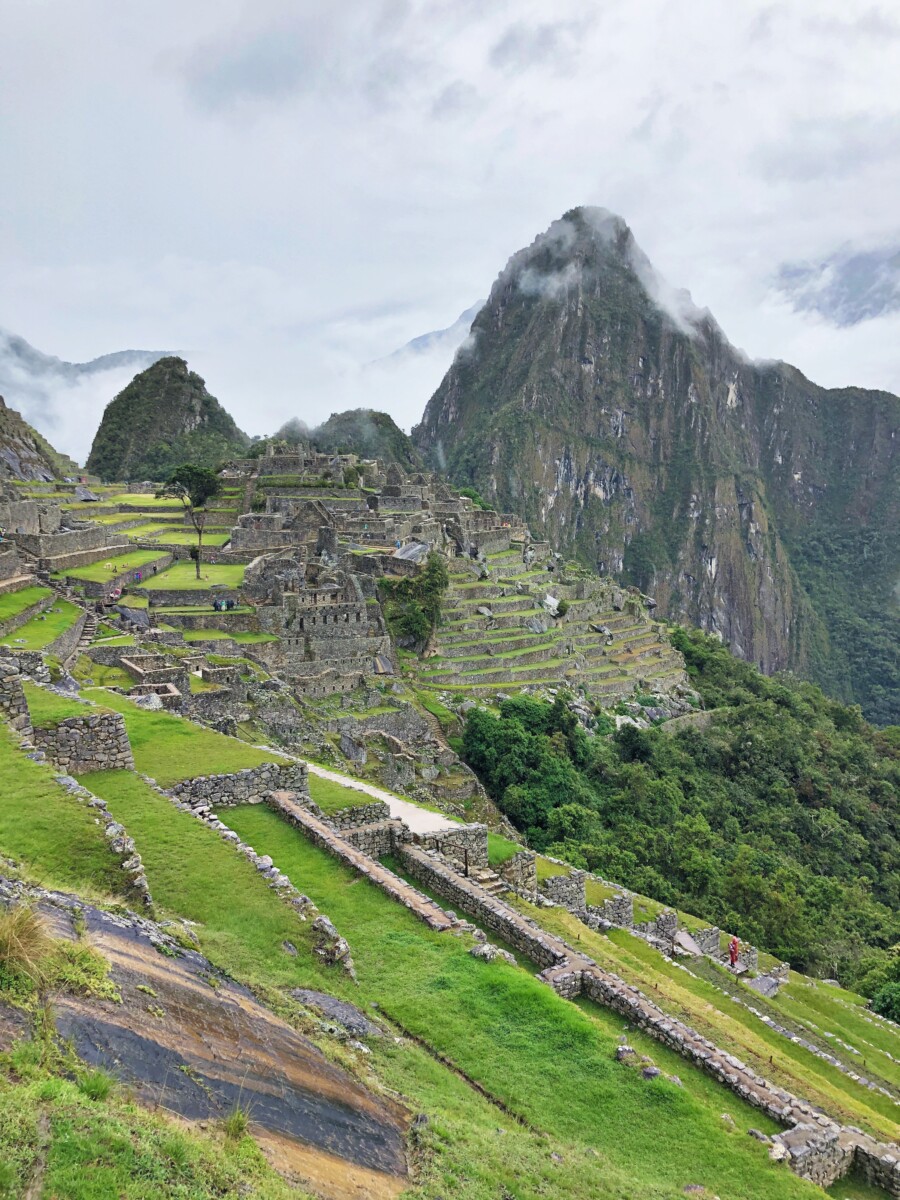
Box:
xmin=0 ymin=726 xmax=127 ymax=897
xmin=220 ymin=804 xmax=816 ymax=1200
xmin=83 ymin=689 xmax=280 ymax=785
xmin=0 ymin=599 xmax=82 ymax=651
xmin=22 ymin=682 xmax=95 ymax=726
xmin=182 ymin=629 xmax=277 ymax=644
xmin=0 ymin=585 xmax=51 ymax=623
xmin=54 ymin=550 xmax=164 ymax=584
xmin=486 ymin=831 xmax=522 ymax=866
xmin=141 ymin=562 xmax=245 ymax=590
xmin=130 ymin=529 xmax=232 ymax=547
xmin=516 ymin=900 xmax=899 ymax=1142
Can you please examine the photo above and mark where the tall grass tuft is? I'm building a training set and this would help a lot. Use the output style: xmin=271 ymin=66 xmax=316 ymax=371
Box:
xmin=0 ymin=905 xmax=52 ymax=987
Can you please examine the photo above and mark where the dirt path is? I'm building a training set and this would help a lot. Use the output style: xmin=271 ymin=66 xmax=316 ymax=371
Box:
xmin=305 ymin=763 xmax=458 ymax=835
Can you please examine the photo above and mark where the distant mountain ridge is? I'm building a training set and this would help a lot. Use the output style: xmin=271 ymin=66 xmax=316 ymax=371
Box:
xmin=86 ymin=356 xmax=250 ymax=481
xmin=375 ymin=302 xmax=484 ymax=365
xmin=413 ymin=207 xmax=900 ymax=724
xmin=0 ymin=326 xmax=170 ymax=463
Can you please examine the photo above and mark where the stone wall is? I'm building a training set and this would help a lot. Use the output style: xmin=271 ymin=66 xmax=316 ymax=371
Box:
xmin=170 ymin=760 xmax=309 ymax=809
xmin=0 ymin=659 xmax=31 ymax=735
xmin=542 ymin=869 xmax=586 ymax=910
xmin=499 ymin=849 xmax=537 ymax=892
xmin=399 ymin=844 xmax=566 ymax=968
xmin=32 ymin=711 xmax=134 ymax=774
xmin=693 ymin=925 xmax=721 ymax=956
xmin=47 ymin=610 xmax=87 ymax=664
xmin=855 ymin=1140 xmax=900 ymax=1196
xmin=414 ymin=823 xmax=488 ymax=869
xmin=326 ymin=801 xmax=391 ymax=830
xmin=588 ymin=893 xmax=634 ymax=927
xmin=14 ymin=526 xmax=120 ymax=560
xmin=77 ymin=554 xmax=172 ymax=599
xmin=343 ymin=821 xmax=395 ymax=857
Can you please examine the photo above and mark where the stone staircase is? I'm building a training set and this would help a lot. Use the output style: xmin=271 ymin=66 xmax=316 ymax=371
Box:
xmin=64 ymin=610 xmax=97 ymax=668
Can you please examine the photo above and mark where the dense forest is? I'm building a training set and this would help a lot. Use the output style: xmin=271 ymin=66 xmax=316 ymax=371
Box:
xmin=462 ymin=628 xmax=900 ymax=992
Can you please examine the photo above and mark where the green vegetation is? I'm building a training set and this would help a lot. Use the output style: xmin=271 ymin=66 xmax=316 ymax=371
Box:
xmin=0 ymin=727 xmax=128 ymax=897
xmin=56 ymin=550 xmax=163 ymax=584
xmin=86 ymin=356 xmax=249 ymax=480
xmin=142 ymin=562 xmax=245 ymax=590
xmin=223 ymin=803 xmax=818 ymax=1200
xmin=462 ymin=641 xmax=900 ymax=983
xmin=486 ymin=832 xmax=521 ymax=866
xmin=310 ymin=408 xmax=424 ymax=469
xmin=0 ymin=586 xmax=51 ymax=624
xmin=22 ymin=682 xmax=93 ymax=727
xmin=308 ymin=773 xmax=372 ymax=815
xmin=456 ymin=485 xmax=489 ymax=509
xmin=0 ymin=1068 xmax=303 ymax=1199
xmin=0 ymin=599 xmax=81 ymax=651
xmin=69 ymin=653 xmax=134 ymax=688
xmin=85 ymin=690 xmax=278 ymax=785
xmin=156 ymin=463 xmax=223 ymax=579
xmin=378 ymin=551 xmax=449 ymax=648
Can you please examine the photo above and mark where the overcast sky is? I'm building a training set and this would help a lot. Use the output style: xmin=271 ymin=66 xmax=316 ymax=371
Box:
xmin=2 ymin=0 xmax=899 ymax=458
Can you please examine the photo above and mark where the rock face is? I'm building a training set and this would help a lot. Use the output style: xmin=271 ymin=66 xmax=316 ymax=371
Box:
xmin=86 ymin=356 xmax=249 ymax=481
xmin=413 ymin=207 xmax=899 ymax=722
xmin=0 ymin=395 xmax=79 ymax=480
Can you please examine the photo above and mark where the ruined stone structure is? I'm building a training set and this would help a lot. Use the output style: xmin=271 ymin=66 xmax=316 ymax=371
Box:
xmin=170 ymin=761 xmax=309 ymax=809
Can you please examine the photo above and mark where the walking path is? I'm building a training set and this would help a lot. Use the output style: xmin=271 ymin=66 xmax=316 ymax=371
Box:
xmin=305 ymin=762 xmax=459 ymax=835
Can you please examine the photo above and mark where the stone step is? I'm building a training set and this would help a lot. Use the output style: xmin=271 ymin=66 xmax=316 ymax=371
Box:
xmin=0 ymin=573 xmax=38 ymax=596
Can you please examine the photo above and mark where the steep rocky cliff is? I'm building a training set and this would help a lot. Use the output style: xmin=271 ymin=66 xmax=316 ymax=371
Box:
xmin=86 ymin=357 xmax=249 ymax=481
xmin=312 ymin=409 xmax=424 ymax=469
xmin=413 ymin=208 xmax=899 ymax=723
xmin=0 ymin=395 xmax=80 ymax=480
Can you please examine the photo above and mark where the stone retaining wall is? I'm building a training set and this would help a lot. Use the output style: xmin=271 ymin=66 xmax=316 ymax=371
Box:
xmin=398 ymin=844 xmax=565 ymax=968
xmin=0 ymin=659 xmax=32 ymax=735
xmin=47 ymin=610 xmax=87 ymax=663
xmin=326 ymin=801 xmax=391 ymax=830
xmin=542 ymin=869 xmax=586 ymax=910
xmin=343 ymin=820 xmax=395 ymax=857
xmin=171 ymin=761 xmax=309 ymax=809
xmin=32 ymin=711 xmax=134 ymax=774
xmin=498 ymin=849 xmax=537 ymax=892
xmin=693 ymin=925 xmax=721 ymax=955
xmin=76 ymin=554 xmax=173 ymax=600
xmin=588 ymin=893 xmax=633 ymax=926
xmin=414 ymin=823 xmax=488 ymax=869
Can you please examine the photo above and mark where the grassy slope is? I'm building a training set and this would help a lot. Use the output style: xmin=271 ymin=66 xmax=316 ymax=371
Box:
xmin=224 ymin=804 xmax=816 ymax=1200
xmin=0 ymin=727 xmax=126 ymax=898
xmin=84 ymin=690 xmax=278 ymax=785
xmin=22 ymin=682 xmax=97 ymax=727
xmin=1 ymin=600 xmax=81 ymax=651
xmin=56 ymin=551 xmax=165 ymax=584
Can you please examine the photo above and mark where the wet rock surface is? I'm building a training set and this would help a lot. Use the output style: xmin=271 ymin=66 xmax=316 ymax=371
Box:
xmin=1 ymin=880 xmax=409 ymax=1199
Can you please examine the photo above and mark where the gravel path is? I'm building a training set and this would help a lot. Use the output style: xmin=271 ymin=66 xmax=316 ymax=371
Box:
xmin=305 ymin=763 xmax=459 ymax=835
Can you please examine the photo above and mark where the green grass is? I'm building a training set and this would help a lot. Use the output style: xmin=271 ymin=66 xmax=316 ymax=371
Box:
xmin=22 ymin=682 xmax=96 ymax=728
xmin=584 ymin=878 xmax=617 ymax=905
xmin=77 ymin=771 xmax=318 ymax=989
xmin=142 ymin=563 xmax=245 ymax=590
xmin=536 ymin=854 xmax=570 ymax=881
xmin=0 ymin=586 xmax=51 ymax=624
xmin=0 ymin=1070 xmax=306 ymax=1200
xmin=487 ymin=832 xmax=523 ymax=866
xmin=0 ymin=726 xmax=127 ymax=898
xmin=134 ymin=529 xmax=231 ymax=547
xmin=69 ymin=654 xmax=134 ymax=689
xmin=0 ymin=600 xmax=81 ymax=651
xmin=109 ymin=493 xmax=185 ymax=508
xmin=181 ymin=629 xmax=233 ymax=641
xmin=82 ymin=689 xmax=280 ymax=785
xmin=221 ymin=804 xmax=817 ymax=1200
xmin=56 ymin=551 xmax=164 ymax=584
xmin=307 ymin=773 xmax=373 ymax=815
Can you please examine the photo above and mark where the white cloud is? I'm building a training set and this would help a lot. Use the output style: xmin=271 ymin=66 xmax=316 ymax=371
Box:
xmin=0 ymin=0 xmax=897 ymax=460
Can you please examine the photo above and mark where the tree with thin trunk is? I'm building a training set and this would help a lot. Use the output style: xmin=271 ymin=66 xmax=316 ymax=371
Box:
xmin=156 ymin=465 xmax=221 ymax=580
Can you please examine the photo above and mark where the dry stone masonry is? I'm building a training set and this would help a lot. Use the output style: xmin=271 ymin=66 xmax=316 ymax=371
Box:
xmin=33 ymin=711 xmax=134 ymax=774
xmin=170 ymin=761 xmax=309 ymax=810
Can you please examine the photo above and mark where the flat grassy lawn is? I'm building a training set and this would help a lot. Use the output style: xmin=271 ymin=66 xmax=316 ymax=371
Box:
xmin=0 ymin=585 xmax=51 ymax=623
xmin=487 ymin=832 xmax=523 ymax=866
xmin=222 ymin=804 xmax=816 ymax=1200
xmin=122 ymin=523 xmax=175 ymax=539
xmin=0 ymin=727 xmax=127 ymax=897
xmin=78 ymin=771 xmax=318 ymax=989
xmin=584 ymin=877 xmax=617 ymax=905
xmin=149 ymin=530 xmax=231 ymax=547
xmin=85 ymin=688 xmax=280 ymax=785
xmin=1 ymin=600 xmax=81 ymax=651
xmin=22 ymin=681 xmax=96 ymax=727
xmin=57 ymin=550 xmax=164 ymax=584
xmin=181 ymin=628 xmax=232 ymax=641
xmin=110 ymin=493 xmax=185 ymax=508
xmin=142 ymin=563 xmax=245 ymax=590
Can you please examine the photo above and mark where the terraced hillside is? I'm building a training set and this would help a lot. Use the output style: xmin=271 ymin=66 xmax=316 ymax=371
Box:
xmin=415 ymin=549 xmax=686 ymax=700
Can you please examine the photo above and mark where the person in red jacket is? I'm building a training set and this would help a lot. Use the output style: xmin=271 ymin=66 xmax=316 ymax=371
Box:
xmin=729 ymin=935 xmax=740 ymax=968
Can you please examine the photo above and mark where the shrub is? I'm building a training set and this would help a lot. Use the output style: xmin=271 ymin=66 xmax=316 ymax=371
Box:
xmin=871 ymin=981 xmax=900 ymax=1024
